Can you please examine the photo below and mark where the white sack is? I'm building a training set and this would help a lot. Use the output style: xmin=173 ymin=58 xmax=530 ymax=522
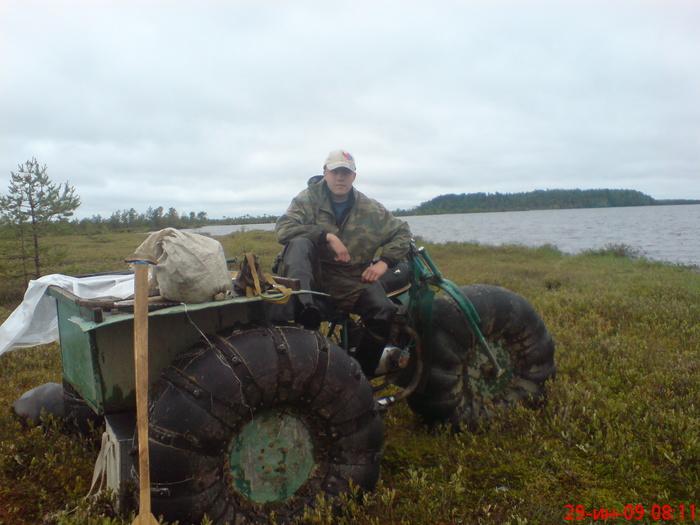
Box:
xmin=134 ymin=228 xmax=232 ymax=303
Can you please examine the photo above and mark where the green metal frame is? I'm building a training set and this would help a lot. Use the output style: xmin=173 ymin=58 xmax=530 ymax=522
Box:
xmin=405 ymin=243 xmax=504 ymax=378
xmin=48 ymin=243 xmax=500 ymax=416
xmin=48 ymin=286 xmax=284 ymax=415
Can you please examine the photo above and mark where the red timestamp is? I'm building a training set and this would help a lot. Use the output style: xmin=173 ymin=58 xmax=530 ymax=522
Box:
xmin=565 ymin=504 xmax=696 ymax=521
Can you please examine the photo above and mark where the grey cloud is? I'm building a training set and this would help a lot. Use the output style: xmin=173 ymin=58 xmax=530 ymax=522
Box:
xmin=1 ymin=1 xmax=699 ymax=220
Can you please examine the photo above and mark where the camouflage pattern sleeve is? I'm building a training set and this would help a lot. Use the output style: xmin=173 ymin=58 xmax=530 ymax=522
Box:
xmin=275 ymin=192 xmax=327 ymax=246
xmin=342 ymin=195 xmax=412 ymax=267
xmin=376 ymin=206 xmax=412 ymax=267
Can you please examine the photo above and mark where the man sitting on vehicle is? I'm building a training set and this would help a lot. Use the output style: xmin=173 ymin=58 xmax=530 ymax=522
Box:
xmin=272 ymin=149 xmax=412 ymax=376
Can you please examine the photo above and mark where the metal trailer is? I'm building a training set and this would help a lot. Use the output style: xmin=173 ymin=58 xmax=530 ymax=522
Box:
xmin=44 ymin=244 xmax=556 ymax=524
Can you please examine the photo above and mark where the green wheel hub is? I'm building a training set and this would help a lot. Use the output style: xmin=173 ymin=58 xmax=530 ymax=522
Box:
xmin=228 ymin=411 xmax=316 ymax=503
xmin=466 ymin=340 xmax=514 ymax=401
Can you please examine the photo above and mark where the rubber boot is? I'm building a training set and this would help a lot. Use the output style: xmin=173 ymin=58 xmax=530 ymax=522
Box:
xmin=351 ymin=282 xmax=397 ymax=376
xmin=268 ymin=238 xmax=321 ymax=328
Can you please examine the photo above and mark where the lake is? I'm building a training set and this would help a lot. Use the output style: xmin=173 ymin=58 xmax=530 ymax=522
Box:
xmin=193 ymin=205 xmax=700 ymax=267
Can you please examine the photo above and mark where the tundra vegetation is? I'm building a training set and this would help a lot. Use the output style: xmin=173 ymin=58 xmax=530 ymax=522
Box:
xmin=0 ymin=231 xmax=698 ymax=525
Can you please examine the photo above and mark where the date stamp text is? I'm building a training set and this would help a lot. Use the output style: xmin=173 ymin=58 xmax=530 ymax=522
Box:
xmin=565 ymin=504 xmax=696 ymax=521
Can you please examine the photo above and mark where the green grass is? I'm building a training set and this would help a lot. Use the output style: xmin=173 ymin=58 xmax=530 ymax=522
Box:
xmin=1 ymin=233 xmax=699 ymax=524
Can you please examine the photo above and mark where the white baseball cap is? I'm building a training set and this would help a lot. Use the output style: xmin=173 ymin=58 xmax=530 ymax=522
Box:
xmin=324 ymin=150 xmax=356 ymax=172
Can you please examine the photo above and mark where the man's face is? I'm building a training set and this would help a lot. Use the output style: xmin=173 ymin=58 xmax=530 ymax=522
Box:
xmin=323 ymin=167 xmax=356 ymax=201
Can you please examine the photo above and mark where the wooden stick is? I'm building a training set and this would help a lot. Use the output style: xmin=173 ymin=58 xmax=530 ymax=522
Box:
xmin=126 ymin=255 xmax=159 ymax=525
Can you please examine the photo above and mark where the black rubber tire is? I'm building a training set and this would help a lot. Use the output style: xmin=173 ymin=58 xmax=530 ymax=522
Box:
xmin=145 ymin=325 xmax=382 ymax=525
xmin=408 ymin=284 xmax=556 ymax=429
xmin=62 ymin=379 xmax=104 ymax=435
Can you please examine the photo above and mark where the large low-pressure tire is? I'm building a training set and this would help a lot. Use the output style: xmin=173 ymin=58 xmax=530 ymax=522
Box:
xmin=408 ymin=284 xmax=556 ymax=429
xmin=63 ymin=380 xmax=104 ymax=435
xmin=144 ymin=325 xmax=382 ymax=525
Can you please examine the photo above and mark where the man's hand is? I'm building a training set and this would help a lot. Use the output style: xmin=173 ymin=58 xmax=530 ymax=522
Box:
xmin=326 ymin=233 xmax=350 ymax=262
xmin=362 ymin=260 xmax=388 ymax=283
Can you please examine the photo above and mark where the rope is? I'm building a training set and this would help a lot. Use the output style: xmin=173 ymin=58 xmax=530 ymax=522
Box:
xmin=242 ymin=252 xmax=292 ymax=304
xmin=86 ymin=431 xmax=117 ymax=499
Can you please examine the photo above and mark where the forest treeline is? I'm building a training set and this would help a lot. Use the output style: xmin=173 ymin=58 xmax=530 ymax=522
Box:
xmin=0 ymin=206 xmax=277 ymax=236
xmin=397 ymin=188 xmax=699 ymax=216
xmin=62 ymin=206 xmax=278 ymax=233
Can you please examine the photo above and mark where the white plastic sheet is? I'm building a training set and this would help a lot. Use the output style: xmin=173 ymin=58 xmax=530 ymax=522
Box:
xmin=0 ymin=273 xmax=135 ymax=355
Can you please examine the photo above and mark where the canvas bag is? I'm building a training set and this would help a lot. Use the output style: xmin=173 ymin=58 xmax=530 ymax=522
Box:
xmin=134 ymin=228 xmax=233 ymax=303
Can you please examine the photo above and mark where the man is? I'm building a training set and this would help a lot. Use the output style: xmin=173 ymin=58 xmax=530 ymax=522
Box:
xmin=273 ymin=149 xmax=412 ymax=376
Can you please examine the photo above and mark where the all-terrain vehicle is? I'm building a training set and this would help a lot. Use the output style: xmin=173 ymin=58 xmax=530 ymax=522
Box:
xmin=44 ymin=241 xmax=555 ymax=524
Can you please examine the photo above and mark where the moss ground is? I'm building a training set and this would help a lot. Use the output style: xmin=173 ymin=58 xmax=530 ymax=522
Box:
xmin=1 ymin=232 xmax=698 ymax=524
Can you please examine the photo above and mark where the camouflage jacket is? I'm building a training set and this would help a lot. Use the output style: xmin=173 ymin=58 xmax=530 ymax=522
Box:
xmin=275 ymin=176 xmax=412 ymax=277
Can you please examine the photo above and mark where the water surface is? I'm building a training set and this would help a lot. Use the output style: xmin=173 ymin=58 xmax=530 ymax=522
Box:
xmin=194 ymin=205 xmax=700 ymax=266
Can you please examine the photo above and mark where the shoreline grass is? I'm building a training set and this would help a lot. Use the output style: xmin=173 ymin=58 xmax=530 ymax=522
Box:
xmin=1 ymin=232 xmax=699 ymax=524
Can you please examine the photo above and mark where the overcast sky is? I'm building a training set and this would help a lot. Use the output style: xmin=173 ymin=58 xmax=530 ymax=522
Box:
xmin=1 ymin=0 xmax=698 ymax=220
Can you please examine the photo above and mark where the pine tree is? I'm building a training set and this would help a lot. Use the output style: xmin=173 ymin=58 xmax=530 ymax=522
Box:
xmin=0 ymin=158 xmax=81 ymax=280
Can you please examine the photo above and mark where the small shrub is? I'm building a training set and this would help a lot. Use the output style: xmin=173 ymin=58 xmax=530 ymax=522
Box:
xmin=583 ymin=243 xmax=645 ymax=259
